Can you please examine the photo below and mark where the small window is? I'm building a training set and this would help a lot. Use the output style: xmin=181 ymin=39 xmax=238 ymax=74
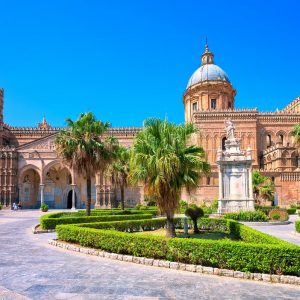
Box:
xmin=222 ymin=137 xmax=227 ymax=150
xmin=211 ymin=99 xmax=216 ymax=110
xmin=206 ymin=177 xmax=211 ymax=185
xmin=228 ymin=101 xmax=232 ymax=109
xmin=192 ymin=102 xmax=198 ymax=112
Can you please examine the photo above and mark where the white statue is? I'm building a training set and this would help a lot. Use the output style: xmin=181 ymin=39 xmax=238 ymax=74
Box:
xmin=225 ymin=119 xmax=235 ymax=140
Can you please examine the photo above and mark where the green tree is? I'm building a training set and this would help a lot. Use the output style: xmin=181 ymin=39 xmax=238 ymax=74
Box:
xmin=55 ymin=112 xmax=117 ymax=216
xmin=109 ymin=145 xmax=130 ymax=210
xmin=252 ymin=170 xmax=275 ymax=204
xmin=292 ymin=124 xmax=300 ymax=145
xmin=185 ymin=205 xmax=204 ymax=234
xmin=130 ymin=118 xmax=210 ymax=237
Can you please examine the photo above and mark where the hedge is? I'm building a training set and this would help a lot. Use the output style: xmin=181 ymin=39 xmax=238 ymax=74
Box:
xmin=76 ymin=218 xmax=182 ymax=232
xmin=287 ymin=208 xmax=297 ymax=215
xmin=56 ymin=220 xmax=300 ymax=275
xmin=296 ymin=221 xmax=300 ymax=233
xmin=223 ymin=211 xmax=269 ymax=222
xmin=40 ymin=213 xmax=153 ymax=230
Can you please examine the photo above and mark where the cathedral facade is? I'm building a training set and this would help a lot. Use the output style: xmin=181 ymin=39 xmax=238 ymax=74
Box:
xmin=1 ymin=43 xmax=300 ymax=209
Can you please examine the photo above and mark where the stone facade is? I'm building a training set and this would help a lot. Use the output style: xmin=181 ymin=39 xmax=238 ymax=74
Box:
xmin=0 ymin=43 xmax=300 ymax=208
xmin=182 ymin=44 xmax=300 ymax=206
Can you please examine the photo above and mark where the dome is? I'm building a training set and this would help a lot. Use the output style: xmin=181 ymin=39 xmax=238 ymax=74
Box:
xmin=186 ymin=64 xmax=230 ymax=89
xmin=186 ymin=43 xmax=231 ymax=89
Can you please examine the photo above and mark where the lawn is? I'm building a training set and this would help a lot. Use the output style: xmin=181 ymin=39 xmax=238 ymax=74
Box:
xmin=136 ymin=228 xmax=236 ymax=241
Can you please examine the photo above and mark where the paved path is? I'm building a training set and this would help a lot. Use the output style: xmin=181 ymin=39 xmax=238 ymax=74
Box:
xmin=247 ymin=215 xmax=300 ymax=245
xmin=0 ymin=210 xmax=300 ymax=300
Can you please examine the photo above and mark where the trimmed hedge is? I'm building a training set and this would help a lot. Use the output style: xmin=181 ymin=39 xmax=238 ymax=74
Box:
xmin=223 ymin=211 xmax=269 ymax=222
xmin=41 ymin=213 xmax=153 ymax=230
xmin=57 ymin=219 xmax=300 ymax=275
xmin=296 ymin=221 xmax=300 ymax=233
xmin=77 ymin=218 xmax=182 ymax=232
xmin=287 ymin=208 xmax=297 ymax=215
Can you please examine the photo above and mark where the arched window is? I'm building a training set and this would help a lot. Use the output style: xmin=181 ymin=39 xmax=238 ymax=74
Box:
xmin=228 ymin=101 xmax=232 ymax=109
xmin=278 ymin=134 xmax=284 ymax=144
xmin=222 ymin=137 xmax=227 ymax=150
xmin=266 ymin=134 xmax=272 ymax=147
xmin=206 ymin=177 xmax=211 ymax=185
xmin=211 ymin=99 xmax=216 ymax=110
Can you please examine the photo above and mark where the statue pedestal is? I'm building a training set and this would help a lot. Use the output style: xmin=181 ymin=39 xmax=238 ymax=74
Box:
xmin=217 ymin=136 xmax=255 ymax=214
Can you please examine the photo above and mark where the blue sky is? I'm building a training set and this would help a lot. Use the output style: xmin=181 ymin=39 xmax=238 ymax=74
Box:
xmin=0 ymin=0 xmax=299 ymax=127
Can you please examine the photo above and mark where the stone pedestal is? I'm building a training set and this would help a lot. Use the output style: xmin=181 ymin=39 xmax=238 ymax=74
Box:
xmin=217 ymin=121 xmax=254 ymax=213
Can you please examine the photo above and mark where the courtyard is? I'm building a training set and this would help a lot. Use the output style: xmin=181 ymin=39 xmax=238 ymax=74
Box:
xmin=0 ymin=209 xmax=300 ymax=300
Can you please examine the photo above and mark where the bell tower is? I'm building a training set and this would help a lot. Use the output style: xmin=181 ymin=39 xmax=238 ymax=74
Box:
xmin=183 ymin=43 xmax=236 ymax=123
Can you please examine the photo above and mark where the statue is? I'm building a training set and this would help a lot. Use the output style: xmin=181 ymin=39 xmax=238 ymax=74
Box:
xmin=225 ymin=119 xmax=235 ymax=140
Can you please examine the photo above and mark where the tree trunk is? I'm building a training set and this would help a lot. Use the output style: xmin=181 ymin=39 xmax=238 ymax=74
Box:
xmin=166 ymin=211 xmax=176 ymax=238
xmin=86 ymin=176 xmax=92 ymax=216
xmin=193 ymin=219 xmax=200 ymax=234
xmin=120 ymin=185 xmax=125 ymax=210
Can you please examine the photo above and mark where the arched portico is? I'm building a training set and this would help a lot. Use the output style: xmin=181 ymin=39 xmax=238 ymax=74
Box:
xmin=18 ymin=165 xmax=41 ymax=208
xmin=42 ymin=161 xmax=79 ymax=209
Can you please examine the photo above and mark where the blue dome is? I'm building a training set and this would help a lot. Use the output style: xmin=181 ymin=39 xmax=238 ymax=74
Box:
xmin=187 ymin=64 xmax=230 ymax=89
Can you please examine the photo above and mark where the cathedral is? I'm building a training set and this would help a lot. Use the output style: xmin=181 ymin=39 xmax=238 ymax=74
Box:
xmin=1 ymin=43 xmax=300 ymax=209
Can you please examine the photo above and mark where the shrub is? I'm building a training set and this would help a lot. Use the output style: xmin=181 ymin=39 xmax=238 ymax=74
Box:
xmin=271 ymin=214 xmax=280 ymax=221
xmin=287 ymin=208 xmax=296 ymax=215
xmin=0 ymin=203 xmax=3 ymax=210
xmin=269 ymin=209 xmax=289 ymax=222
xmin=40 ymin=213 xmax=153 ymax=230
xmin=179 ymin=200 xmax=188 ymax=213
xmin=254 ymin=205 xmax=279 ymax=216
xmin=224 ymin=211 xmax=268 ymax=222
xmin=185 ymin=206 xmax=204 ymax=233
xmin=56 ymin=219 xmax=300 ymax=275
xmin=295 ymin=221 xmax=300 ymax=233
xmin=40 ymin=203 xmax=49 ymax=212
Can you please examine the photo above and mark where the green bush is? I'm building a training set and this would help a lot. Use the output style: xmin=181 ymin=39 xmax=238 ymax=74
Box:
xmin=224 ymin=211 xmax=269 ymax=222
xmin=40 ymin=203 xmax=49 ymax=212
xmin=255 ymin=205 xmax=279 ymax=216
xmin=271 ymin=214 xmax=280 ymax=221
xmin=295 ymin=221 xmax=300 ymax=233
xmin=0 ymin=203 xmax=3 ymax=210
xmin=56 ymin=219 xmax=300 ymax=275
xmin=269 ymin=209 xmax=289 ymax=222
xmin=40 ymin=213 xmax=153 ymax=230
xmin=287 ymin=208 xmax=297 ymax=215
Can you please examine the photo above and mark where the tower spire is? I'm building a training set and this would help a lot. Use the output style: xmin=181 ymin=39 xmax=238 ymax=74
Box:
xmin=201 ymin=38 xmax=214 ymax=65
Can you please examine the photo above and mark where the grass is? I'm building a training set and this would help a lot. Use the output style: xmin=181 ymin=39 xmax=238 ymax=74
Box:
xmin=135 ymin=228 xmax=236 ymax=241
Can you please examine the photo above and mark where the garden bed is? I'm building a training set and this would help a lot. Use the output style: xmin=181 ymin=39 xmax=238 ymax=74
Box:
xmin=56 ymin=217 xmax=300 ymax=275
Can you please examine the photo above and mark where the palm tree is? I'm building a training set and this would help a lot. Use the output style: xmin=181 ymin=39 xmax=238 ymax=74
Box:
xmin=55 ymin=112 xmax=117 ymax=216
xmin=130 ymin=118 xmax=210 ymax=237
xmin=292 ymin=124 xmax=300 ymax=145
xmin=109 ymin=145 xmax=130 ymax=210
xmin=252 ymin=170 xmax=275 ymax=204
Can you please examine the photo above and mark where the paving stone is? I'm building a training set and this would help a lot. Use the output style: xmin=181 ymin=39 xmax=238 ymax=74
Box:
xmin=253 ymin=273 xmax=262 ymax=281
xmin=169 ymin=262 xmax=179 ymax=270
xmin=185 ymin=264 xmax=196 ymax=272
xmin=178 ymin=263 xmax=186 ymax=271
xmin=158 ymin=260 xmax=170 ymax=268
xmin=213 ymin=268 xmax=220 ymax=275
xmin=123 ymin=255 xmax=133 ymax=262
xmin=233 ymin=271 xmax=244 ymax=279
xmin=144 ymin=258 xmax=154 ymax=266
xmin=195 ymin=265 xmax=203 ymax=273
xmin=202 ymin=266 xmax=214 ymax=274
xmin=1 ymin=210 xmax=300 ymax=300
xmin=262 ymin=274 xmax=271 ymax=282
xmin=270 ymin=275 xmax=281 ymax=283
xmin=220 ymin=269 xmax=234 ymax=277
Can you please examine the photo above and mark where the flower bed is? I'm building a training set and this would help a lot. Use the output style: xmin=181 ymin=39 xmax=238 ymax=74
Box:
xmin=56 ymin=217 xmax=300 ymax=275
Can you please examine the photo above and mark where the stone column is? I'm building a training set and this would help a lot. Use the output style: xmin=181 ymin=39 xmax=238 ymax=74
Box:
xmin=40 ymin=184 xmax=45 ymax=205
xmin=71 ymin=184 xmax=76 ymax=210
xmin=248 ymin=167 xmax=253 ymax=199
xmin=94 ymin=172 xmax=101 ymax=208
xmin=218 ymin=167 xmax=223 ymax=200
